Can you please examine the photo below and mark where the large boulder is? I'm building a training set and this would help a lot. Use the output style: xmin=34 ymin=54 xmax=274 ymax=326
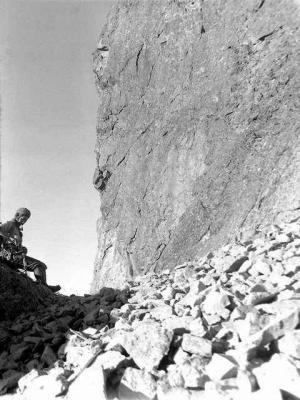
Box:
xmin=0 ymin=262 xmax=55 ymax=320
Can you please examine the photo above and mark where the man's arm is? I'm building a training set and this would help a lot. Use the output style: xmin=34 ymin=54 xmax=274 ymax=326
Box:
xmin=0 ymin=222 xmax=22 ymax=248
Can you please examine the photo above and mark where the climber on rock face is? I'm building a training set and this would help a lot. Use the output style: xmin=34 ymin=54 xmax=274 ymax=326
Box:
xmin=0 ymin=208 xmax=61 ymax=293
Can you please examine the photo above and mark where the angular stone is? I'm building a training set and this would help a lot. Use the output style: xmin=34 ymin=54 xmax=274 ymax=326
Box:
xmin=244 ymin=292 xmax=277 ymax=306
xmin=65 ymin=336 xmax=102 ymax=369
xmin=123 ymin=321 xmax=173 ymax=371
xmin=162 ymin=316 xmax=193 ymax=335
xmin=23 ymin=336 xmax=43 ymax=345
xmin=253 ymin=354 xmax=300 ymax=399
xmin=166 ymin=364 xmax=185 ymax=388
xmin=0 ymin=352 xmax=18 ymax=372
xmin=10 ymin=343 xmax=31 ymax=362
xmin=181 ymin=359 xmax=209 ymax=389
xmin=83 ymin=309 xmax=99 ymax=325
xmin=157 ymin=378 xmax=206 ymax=400
xmin=278 ymin=330 xmax=300 ymax=359
xmin=18 ymin=369 xmax=41 ymax=393
xmin=41 ymin=345 xmax=57 ymax=367
xmin=204 ymin=379 xmax=239 ymax=400
xmin=103 ymin=329 xmax=128 ymax=352
xmin=202 ymin=289 xmax=230 ymax=317
xmin=284 ymin=256 xmax=300 ymax=274
xmin=181 ymin=281 xmax=207 ymax=307
xmin=189 ymin=318 xmax=206 ymax=337
xmin=223 ymin=256 xmax=249 ymax=273
xmin=94 ymin=350 xmax=126 ymax=372
xmin=243 ymin=300 xmax=300 ymax=349
xmin=0 ymin=371 xmax=24 ymax=395
xmin=26 ymin=359 xmax=42 ymax=372
xmin=203 ymin=313 xmax=222 ymax=325
xmin=173 ymin=348 xmax=190 ymax=365
xmin=181 ymin=334 xmax=212 ymax=358
xmin=150 ymin=305 xmax=173 ymax=321
xmin=249 ymin=260 xmax=271 ymax=276
xmin=119 ymin=367 xmax=157 ymax=399
xmin=83 ymin=327 xmax=98 ymax=336
xmin=236 ymin=369 xmax=258 ymax=393
xmin=205 ymin=354 xmax=237 ymax=381
xmin=161 ymin=286 xmax=176 ymax=301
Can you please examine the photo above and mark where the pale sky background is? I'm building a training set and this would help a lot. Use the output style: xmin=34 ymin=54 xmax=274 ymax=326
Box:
xmin=0 ymin=0 xmax=115 ymax=294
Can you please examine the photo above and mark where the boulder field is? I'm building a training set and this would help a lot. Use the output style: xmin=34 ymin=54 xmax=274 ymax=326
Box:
xmin=1 ymin=216 xmax=300 ymax=399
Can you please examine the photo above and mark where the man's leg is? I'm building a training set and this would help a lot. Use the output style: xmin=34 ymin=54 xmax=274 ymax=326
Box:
xmin=25 ymin=256 xmax=47 ymax=283
xmin=25 ymin=256 xmax=60 ymax=293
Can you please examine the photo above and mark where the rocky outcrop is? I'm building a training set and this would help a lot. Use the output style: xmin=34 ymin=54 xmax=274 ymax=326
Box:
xmin=3 ymin=218 xmax=300 ymax=399
xmin=0 ymin=286 xmax=130 ymax=395
xmin=91 ymin=0 xmax=300 ymax=291
xmin=0 ymin=262 xmax=55 ymax=320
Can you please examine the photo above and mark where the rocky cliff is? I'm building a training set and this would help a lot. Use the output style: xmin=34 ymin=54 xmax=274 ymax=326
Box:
xmin=91 ymin=0 xmax=300 ymax=291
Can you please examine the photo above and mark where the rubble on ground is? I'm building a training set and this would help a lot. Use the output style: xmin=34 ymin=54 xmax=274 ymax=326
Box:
xmin=0 ymin=218 xmax=300 ymax=399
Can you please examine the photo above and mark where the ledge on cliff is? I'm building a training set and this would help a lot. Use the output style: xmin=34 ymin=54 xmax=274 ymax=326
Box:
xmin=0 ymin=262 xmax=56 ymax=321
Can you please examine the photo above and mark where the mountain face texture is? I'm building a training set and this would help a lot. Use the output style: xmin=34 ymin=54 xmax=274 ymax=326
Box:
xmin=91 ymin=0 xmax=300 ymax=291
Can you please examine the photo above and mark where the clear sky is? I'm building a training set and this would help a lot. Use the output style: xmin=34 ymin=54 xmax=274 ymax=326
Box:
xmin=0 ymin=0 xmax=114 ymax=294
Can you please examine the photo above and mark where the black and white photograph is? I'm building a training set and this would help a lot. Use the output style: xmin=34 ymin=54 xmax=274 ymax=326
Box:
xmin=0 ymin=0 xmax=299 ymax=398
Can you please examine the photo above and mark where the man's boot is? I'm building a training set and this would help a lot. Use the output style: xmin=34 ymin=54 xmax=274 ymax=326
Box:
xmin=47 ymin=284 xmax=61 ymax=293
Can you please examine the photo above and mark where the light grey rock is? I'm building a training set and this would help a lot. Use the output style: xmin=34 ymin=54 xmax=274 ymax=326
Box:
xmin=123 ymin=321 xmax=173 ymax=371
xmin=253 ymin=354 xmax=300 ymax=399
xmin=161 ymin=286 xmax=176 ymax=301
xmin=202 ymin=289 xmax=230 ymax=317
xmin=181 ymin=335 xmax=212 ymax=358
xmin=181 ymin=358 xmax=209 ymax=389
xmin=157 ymin=378 xmax=206 ymax=400
xmin=277 ymin=330 xmax=300 ymax=359
xmin=150 ymin=305 xmax=173 ymax=321
xmin=166 ymin=365 xmax=185 ymax=388
xmin=173 ymin=348 xmax=190 ymax=366
xmin=205 ymin=354 xmax=238 ymax=381
xmin=66 ymin=359 xmax=107 ymax=400
xmin=94 ymin=350 xmax=126 ymax=372
xmin=119 ymin=367 xmax=157 ymax=399
xmin=205 ymin=379 xmax=239 ymax=400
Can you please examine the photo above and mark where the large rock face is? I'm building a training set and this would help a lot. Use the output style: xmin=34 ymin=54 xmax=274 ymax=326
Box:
xmin=91 ymin=0 xmax=300 ymax=291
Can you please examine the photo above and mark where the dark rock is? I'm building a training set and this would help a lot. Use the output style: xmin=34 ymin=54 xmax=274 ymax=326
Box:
xmin=10 ymin=343 xmax=32 ymax=362
xmin=41 ymin=345 xmax=57 ymax=367
xmin=0 ymin=262 xmax=55 ymax=320
xmin=0 ymin=371 xmax=23 ymax=394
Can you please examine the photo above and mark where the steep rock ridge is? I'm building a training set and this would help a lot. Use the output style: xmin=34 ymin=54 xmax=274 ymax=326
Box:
xmin=92 ymin=0 xmax=300 ymax=291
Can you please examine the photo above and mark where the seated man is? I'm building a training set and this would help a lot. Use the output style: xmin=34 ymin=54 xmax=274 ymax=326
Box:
xmin=0 ymin=208 xmax=61 ymax=293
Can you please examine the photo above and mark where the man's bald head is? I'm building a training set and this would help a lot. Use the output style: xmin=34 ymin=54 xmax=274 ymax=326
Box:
xmin=14 ymin=208 xmax=31 ymax=225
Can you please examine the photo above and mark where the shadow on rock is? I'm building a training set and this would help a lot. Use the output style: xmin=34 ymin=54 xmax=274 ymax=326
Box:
xmin=0 ymin=286 xmax=131 ymax=395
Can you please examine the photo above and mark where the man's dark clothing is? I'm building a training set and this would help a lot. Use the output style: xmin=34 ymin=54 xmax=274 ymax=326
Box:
xmin=0 ymin=220 xmax=23 ymax=247
xmin=0 ymin=220 xmax=47 ymax=279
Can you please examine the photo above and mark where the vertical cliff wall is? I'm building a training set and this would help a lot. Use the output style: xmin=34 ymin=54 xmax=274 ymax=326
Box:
xmin=91 ymin=0 xmax=300 ymax=292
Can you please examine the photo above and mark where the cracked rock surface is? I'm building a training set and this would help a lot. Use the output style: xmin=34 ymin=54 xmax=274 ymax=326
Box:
xmin=1 ymin=218 xmax=300 ymax=399
xmin=91 ymin=0 xmax=300 ymax=290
